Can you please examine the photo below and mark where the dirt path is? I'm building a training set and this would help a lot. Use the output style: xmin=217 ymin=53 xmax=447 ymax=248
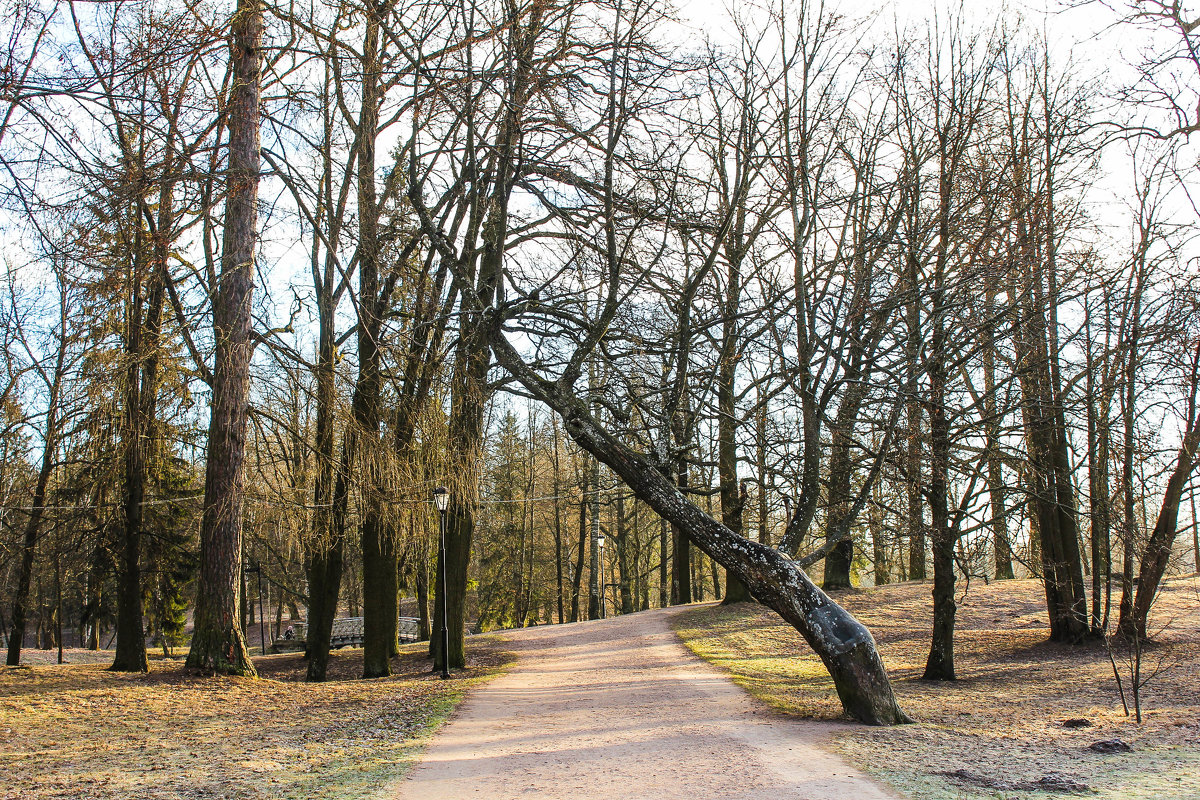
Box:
xmin=391 ymin=606 xmax=898 ymax=800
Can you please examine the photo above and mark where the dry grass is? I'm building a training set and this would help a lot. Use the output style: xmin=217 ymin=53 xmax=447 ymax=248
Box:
xmin=674 ymin=576 xmax=1200 ymax=799
xmin=0 ymin=638 xmax=513 ymax=800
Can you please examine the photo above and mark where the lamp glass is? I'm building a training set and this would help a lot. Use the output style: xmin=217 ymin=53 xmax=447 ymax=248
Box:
xmin=433 ymin=487 xmax=449 ymax=512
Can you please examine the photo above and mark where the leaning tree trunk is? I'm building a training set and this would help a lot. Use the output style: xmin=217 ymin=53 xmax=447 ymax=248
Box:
xmin=488 ymin=333 xmax=910 ymax=725
xmin=186 ymin=0 xmax=262 ymax=676
xmin=1124 ymin=424 xmax=1200 ymax=638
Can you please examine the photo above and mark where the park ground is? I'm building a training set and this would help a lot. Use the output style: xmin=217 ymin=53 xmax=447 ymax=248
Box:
xmin=1 ymin=576 xmax=1197 ymax=799
xmin=0 ymin=639 xmax=512 ymax=800
xmin=676 ymin=576 xmax=1200 ymax=800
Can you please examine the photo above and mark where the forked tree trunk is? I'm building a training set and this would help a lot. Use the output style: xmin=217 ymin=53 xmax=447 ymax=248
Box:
xmin=186 ymin=0 xmax=262 ymax=676
xmin=489 ymin=334 xmax=910 ymax=726
xmin=432 ymin=323 xmax=491 ymax=671
xmin=1122 ymin=344 xmax=1200 ymax=638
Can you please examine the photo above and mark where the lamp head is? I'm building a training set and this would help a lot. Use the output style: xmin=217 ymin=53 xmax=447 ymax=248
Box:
xmin=433 ymin=486 xmax=449 ymax=512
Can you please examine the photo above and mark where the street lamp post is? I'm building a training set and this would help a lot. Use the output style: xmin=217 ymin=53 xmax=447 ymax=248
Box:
xmin=433 ymin=486 xmax=450 ymax=679
xmin=596 ymin=534 xmax=606 ymax=619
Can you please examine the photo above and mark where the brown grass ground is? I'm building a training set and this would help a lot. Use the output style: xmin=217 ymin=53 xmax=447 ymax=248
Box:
xmin=675 ymin=576 xmax=1200 ymax=800
xmin=0 ymin=638 xmax=512 ymax=800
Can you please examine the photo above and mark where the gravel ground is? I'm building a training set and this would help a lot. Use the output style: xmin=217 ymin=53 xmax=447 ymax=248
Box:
xmin=391 ymin=606 xmax=898 ymax=800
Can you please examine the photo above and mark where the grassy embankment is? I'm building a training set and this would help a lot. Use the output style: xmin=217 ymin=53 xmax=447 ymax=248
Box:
xmin=675 ymin=577 xmax=1200 ymax=800
xmin=0 ymin=637 xmax=513 ymax=800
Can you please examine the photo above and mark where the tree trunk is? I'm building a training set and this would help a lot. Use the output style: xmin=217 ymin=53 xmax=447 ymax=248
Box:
xmin=415 ymin=532 xmax=431 ymax=641
xmin=6 ymin=412 xmax=57 ymax=666
xmin=923 ymin=173 xmax=955 ymax=680
xmin=616 ymin=492 xmax=634 ymax=615
xmin=570 ymin=463 xmax=587 ymax=622
xmin=718 ymin=381 xmax=750 ymax=603
xmin=905 ymin=252 xmax=926 ymax=582
xmin=588 ymin=451 xmax=602 ymax=620
xmin=354 ymin=0 xmax=398 ymax=680
xmin=113 ymin=220 xmax=169 ymax=673
xmin=658 ymin=516 xmax=669 ymax=608
xmin=983 ymin=289 xmax=1013 ymax=581
xmin=671 ymin=465 xmax=691 ymax=605
xmin=432 ymin=311 xmax=493 ymax=670
xmin=756 ymin=398 xmax=772 ymax=549
xmin=823 ymin=384 xmax=867 ymax=592
xmin=717 ymin=237 xmax=750 ymax=604
xmin=553 ymin=417 xmax=566 ymax=623
xmin=7 ymin=289 xmax=68 ymax=667
xmin=186 ymin=0 xmax=263 ymax=676
xmin=489 ymin=334 xmax=910 ymax=725
xmin=1009 ymin=197 xmax=1088 ymax=643
xmin=1122 ymin=345 xmax=1200 ymax=637
xmin=871 ymin=479 xmax=888 ymax=586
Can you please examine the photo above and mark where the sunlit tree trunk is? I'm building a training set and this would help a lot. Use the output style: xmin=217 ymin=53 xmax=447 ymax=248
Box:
xmin=187 ymin=0 xmax=263 ymax=676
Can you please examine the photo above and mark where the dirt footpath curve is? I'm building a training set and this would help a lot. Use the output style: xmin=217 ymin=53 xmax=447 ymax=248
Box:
xmin=391 ymin=606 xmax=899 ymax=800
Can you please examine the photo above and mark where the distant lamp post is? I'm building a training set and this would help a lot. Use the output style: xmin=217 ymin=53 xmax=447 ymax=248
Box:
xmin=596 ymin=534 xmax=606 ymax=620
xmin=433 ymin=486 xmax=450 ymax=679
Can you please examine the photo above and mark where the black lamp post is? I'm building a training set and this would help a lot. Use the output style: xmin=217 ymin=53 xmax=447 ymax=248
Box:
xmin=596 ymin=533 xmax=606 ymax=619
xmin=433 ymin=486 xmax=450 ymax=679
